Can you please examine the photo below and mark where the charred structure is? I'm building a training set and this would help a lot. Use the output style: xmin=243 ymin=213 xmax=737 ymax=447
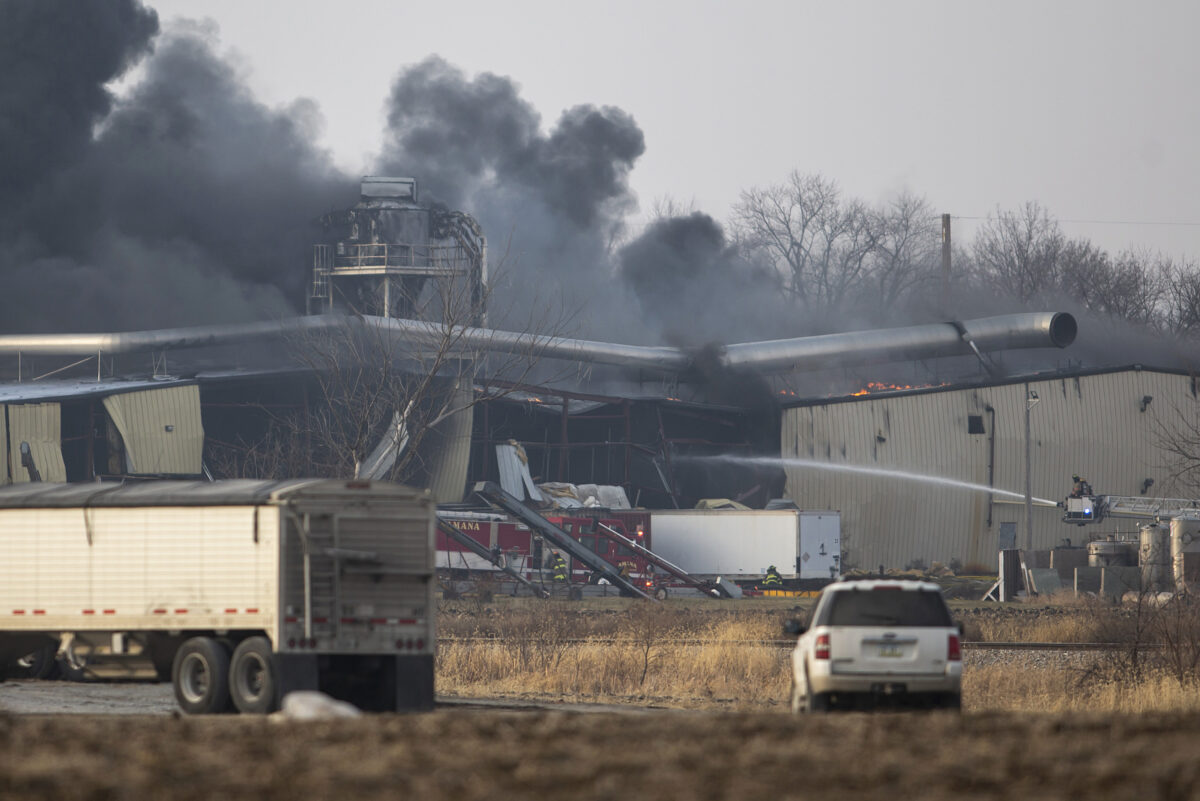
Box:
xmin=310 ymin=177 xmax=486 ymax=325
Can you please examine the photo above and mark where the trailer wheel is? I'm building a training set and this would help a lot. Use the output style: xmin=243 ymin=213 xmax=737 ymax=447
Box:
xmin=173 ymin=637 xmax=231 ymax=715
xmin=653 ymin=586 xmax=669 ymax=601
xmin=13 ymin=644 xmax=60 ymax=680
xmin=230 ymin=636 xmax=278 ymax=714
xmin=58 ymin=653 xmax=92 ymax=683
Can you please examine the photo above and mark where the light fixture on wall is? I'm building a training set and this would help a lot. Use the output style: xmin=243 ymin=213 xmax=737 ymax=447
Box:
xmin=1141 ymin=395 xmax=1154 ymax=412
xmin=1141 ymin=477 xmax=1155 ymax=495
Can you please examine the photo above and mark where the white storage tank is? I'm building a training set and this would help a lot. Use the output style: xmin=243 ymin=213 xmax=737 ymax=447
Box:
xmin=1140 ymin=524 xmax=1171 ymax=592
xmin=1171 ymin=517 xmax=1200 ymax=591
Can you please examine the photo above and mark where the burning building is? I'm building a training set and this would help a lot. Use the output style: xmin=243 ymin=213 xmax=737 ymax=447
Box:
xmin=0 ymin=177 xmax=1111 ymax=568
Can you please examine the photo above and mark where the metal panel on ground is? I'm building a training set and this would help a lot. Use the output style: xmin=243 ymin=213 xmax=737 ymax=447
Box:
xmin=102 ymin=385 xmax=204 ymax=475
xmin=5 ymin=403 xmax=66 ymax=483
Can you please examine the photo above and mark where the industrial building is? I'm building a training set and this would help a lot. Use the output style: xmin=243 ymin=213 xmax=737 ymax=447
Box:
xmin=10 ymin=176 xmax=1188 ymax=571
xmin=782 ymin=366 xmax=1200 ymax=571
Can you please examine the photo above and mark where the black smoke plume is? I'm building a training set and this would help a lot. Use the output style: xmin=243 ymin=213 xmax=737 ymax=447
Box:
xmin=617 ymin=212 xmax=793 ymax=345
xmin=377 ymin=56 xmax=651 ymax=339
xmin=0 ymin=0 xmax=158 ymax=212
xmin=0 ymin=3 xmax=356 ymax=332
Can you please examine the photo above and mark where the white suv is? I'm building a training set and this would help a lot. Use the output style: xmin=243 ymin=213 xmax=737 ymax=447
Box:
xmin=787 ymin=579 xmax=962 ymax=712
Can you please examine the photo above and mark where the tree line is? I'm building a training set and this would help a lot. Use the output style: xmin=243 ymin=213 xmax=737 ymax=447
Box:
xmin=727 ymin=170 xmax=1200 ymax=334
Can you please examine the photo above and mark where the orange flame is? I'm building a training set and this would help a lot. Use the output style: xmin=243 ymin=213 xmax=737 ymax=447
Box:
xmin=849 ymin=381 xmax=948 ymax=397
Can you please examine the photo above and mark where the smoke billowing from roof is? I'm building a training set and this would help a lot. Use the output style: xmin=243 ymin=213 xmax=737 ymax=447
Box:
xmin=618 ymin=213 xmax=794 ymax=346
xmin=377 ymin=56 xmax=659 ymax=340
xmin=0 ymin=4 xmax=1188 ymax=387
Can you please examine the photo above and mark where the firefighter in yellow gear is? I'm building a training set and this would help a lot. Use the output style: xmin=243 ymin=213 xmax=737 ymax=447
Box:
xmin=551 ymin=552 xmax=569 ymax=583
xmin=762 ymin=565 xmax=783 ymax=588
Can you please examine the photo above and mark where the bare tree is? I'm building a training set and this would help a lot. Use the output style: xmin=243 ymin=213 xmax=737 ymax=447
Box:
xmin=1162 ymin=256 xmax=1200 ymax=337
xmin=970 ymin=202 xmax=1065 ymax=302
xmin=732 ymin=172 xmax=878 ymax=310
xmin=1056 ymin=238 xmax=1112 ymax=310
xmin=866 ymin=192 xmax=940 ymax=309
xmin=208 ymin=262 xmax=573 ymax=495
xmin=1100 ymin=249 xmax=1169 ymax=327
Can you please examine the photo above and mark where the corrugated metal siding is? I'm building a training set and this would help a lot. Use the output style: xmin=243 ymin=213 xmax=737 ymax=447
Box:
xmin=102 ymin=385 xmax=204 ymax=474
xmin=495 ymin=443 xmax=545 ymax=502
xmin=0 ymin=405 xmax=7 ymax=482
xmin=426 ymin=379 xmax=474 ymax=504
xmin=0 ymin=506 xmax=274 ymax=631
xmin=782 ymin=369 xmax=1199 ymax=570
xmin=5 ymin=403 xmax=67 ymax=483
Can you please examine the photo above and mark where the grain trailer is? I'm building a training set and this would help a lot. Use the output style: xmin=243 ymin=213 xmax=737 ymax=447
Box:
xmin=0 ymin=479 xmax=435 ymax=714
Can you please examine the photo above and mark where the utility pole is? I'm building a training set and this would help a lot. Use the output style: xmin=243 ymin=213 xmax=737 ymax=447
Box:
xmin=940 ymin=213 xmax=952 ymax=310
xmin=1024 ymin=384 xmax=1040 ymax=553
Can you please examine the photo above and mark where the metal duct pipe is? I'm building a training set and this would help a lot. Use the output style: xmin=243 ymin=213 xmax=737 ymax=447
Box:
xmin=0 ymin=316 xmax=691 ymax=372
xmin=719 ymin=312 xmax=1076 ymax=373
xmin=0 ymin=312 xmax=1075 ymax=375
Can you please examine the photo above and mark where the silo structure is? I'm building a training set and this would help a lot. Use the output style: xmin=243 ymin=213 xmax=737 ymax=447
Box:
xmin=1170 ymin=516 xmax=1200 ymax=592
xmin=1139 ymin=523 xmax=1171 ymax=592
xmin=309 ymin=177 xmax=485 ymax=324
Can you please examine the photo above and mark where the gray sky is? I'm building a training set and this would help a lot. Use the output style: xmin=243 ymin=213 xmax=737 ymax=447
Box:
xmin=146 ymin=0 xmax=1200 ymax=259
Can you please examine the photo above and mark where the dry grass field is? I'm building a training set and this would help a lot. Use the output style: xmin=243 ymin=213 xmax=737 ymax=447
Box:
xmin=5 ymin=594 xmax=1200 ymax=800
xmin=435 ymin=594 xmax=1200 ymax=714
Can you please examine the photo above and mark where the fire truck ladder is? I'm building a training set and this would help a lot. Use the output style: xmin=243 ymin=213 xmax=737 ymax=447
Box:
xmin=592 ymin=521 xmax=729 ymax=599
xmin=1063 ymin=493 xmax=1200 ymax=524
xmin=471 ymin=482 xmax=653 ymax=600
xmin=1100 ymin=495 xmax=1200 ymax=521
xmin=435 ymin=517 xmax=551 ymax=599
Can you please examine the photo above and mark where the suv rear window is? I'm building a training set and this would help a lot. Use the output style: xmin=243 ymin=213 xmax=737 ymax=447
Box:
xmin=821 ymin=589 xmax=952 ymax=627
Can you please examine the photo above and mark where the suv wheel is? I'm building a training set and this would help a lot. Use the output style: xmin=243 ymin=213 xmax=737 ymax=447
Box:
xmin=939 ymin=692 xmax=962 ymax=711
xmin=806 ymin=691 xmax=832 ymax=713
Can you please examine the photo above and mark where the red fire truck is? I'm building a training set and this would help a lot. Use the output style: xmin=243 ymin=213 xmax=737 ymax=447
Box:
xmin=436 ymin=509 xmax=656 ymax=594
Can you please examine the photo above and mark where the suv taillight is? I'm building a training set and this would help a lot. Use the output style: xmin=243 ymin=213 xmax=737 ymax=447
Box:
xmin=814 ymin=633 xmax=830 ymax=660
xmin=948 ymin=633 xmax=961 ymax=662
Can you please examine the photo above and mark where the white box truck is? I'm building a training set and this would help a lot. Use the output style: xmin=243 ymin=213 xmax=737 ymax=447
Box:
xmin=0 ymin=479 xmax=436 ymax=715
xmin=648 ymin=509 xmax=841 ymax=582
